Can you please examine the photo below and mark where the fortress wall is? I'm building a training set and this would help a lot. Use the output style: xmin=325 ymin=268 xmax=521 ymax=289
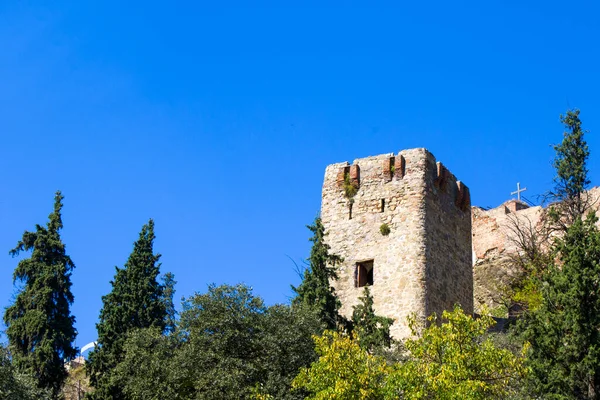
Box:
xmin=421 ymin=153 xmax=473 ymax=318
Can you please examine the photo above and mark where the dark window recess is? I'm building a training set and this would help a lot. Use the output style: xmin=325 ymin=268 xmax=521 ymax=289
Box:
xmin=355 ymin=260 xmax=374 ymax=287
xmin=381 ymin=199 xmax=385 ymax=212
xmin=349 ymin=203 xmax=353 ymax=220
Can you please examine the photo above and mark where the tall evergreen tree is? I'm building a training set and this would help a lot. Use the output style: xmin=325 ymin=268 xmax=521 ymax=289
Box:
xmin=3 ymin=191 xmax=77 ymax=397
xmin=516 ymin=109 xmax=600 ymax=398
xmin=520 ymin=215 xmax=600 ymax=398
xmin=351 ymin=287 xmax=394 ymax=352
xmin=292 ymin=217 xmax=344 ymax=330
xmin=507 ymin=109 xmax=592 ymax=313
xmin=549 ymin=108 xmax=590 ymax=228
xmin=87 ymin=219 xmax=167 ymax=399
xmin=161 ymin=272 xmax=177 ymax=335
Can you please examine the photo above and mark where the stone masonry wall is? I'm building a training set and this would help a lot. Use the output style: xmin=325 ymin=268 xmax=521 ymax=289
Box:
xmin=423 ymin=155 xmax=473 ymax=319
xmin=321 ymin=148 xmax=472 ymax=339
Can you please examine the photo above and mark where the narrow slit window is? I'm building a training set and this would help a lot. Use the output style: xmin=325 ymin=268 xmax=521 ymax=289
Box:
xmin=381 ymin=199 xmax=385 ymax=212
xmin=355 ymin=260 xmax=374 ymax=287
xmin=349 ymin=203 xmax=353 ymax=220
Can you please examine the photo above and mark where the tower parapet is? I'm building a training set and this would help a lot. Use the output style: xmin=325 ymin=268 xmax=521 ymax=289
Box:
xmin=321 ymin=148 xmax=473 ymax=338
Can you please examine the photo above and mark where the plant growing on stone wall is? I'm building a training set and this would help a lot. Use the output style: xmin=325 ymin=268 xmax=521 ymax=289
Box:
xmin=343 ymin=173 xmax=358 ymax=203
xmin=380 ymin=223 xmax=391 ymax=236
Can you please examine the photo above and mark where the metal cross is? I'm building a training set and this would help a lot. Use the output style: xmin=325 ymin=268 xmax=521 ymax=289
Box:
xmin=511 ymin=182 xmax=527 ymax=201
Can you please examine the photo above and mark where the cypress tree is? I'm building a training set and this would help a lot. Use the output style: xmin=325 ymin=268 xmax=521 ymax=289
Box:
xmin=520 ymin=215 xmax=600 ymax=398
xmin=87 ymin=219 xmax=167 ymax=399
xmin=292 ymin=217 xmax=343 ymax=330
xmin=549 ymin=108 xmax=590 ymax=228
xmin=351 ymin=287 xmax=394 ymax=352
xmin=507 ymin=109 xmax=592 ymax=313
xmin=3 ymin=191 xmax=77 ymax=397
xmin=516 ymin=109 xmax=600 ymax=398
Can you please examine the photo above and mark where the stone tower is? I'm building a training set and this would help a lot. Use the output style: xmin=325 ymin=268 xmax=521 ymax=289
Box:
xmin=321 ymin=148 xmax=473 ymax=338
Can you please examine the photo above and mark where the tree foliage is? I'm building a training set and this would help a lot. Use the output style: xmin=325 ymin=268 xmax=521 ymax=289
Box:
xmin=295 ymin=307 xmax=526 ymax=400
xmin=292 ymin=217 xmax=344 ymax=330
xmin=178 ymin=283 xmax=268 ymax=399
xmin=351 ymin=287 xmax=394 ymax=352
xmin=519 ymin=215 xmax=600 ymax=399
xmin=292 ymin=331 xmax=389 ymax=400
xmin=387 ymin=306 xmax=528 ymax=399
xmin=511 ymin=108 xmax=600 ymax=398
xmin=86 ymin=219 xmax=168 ymax=399
xmin=549 ymin=109 xmax=591 ymax=228
xmin=161 ymin=272 xmax=177 ymax=334
xmin=111 ymin=327 xmax=182 ymax=400
xmin=110 ymin=284 xmax=322 ymax=400
xmin=507 ymin=109 xmax=591 ymax=314
xmin=0 ymin=344 xmax=51 ymax=400
xmin=3 ymin=191 xmax=77 ymax=396
xmin=254 ymin=303 xmax=324 ymax=399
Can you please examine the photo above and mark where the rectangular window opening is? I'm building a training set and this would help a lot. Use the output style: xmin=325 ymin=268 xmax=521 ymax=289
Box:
xmin=380 ymin=199 xmax=385 ymax=212
xmin=355 ymin=260 xmax=374 ymax=287
xmin=349 ymin=203 xmax=353 ymax=220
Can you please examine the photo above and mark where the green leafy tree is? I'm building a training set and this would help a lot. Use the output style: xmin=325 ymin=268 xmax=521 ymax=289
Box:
xmin=113 ymin=284 xmax=322 ymax=400
xmin=3 ymin=191 xmax=77 ymax=396
xmin=292 ymin=331 xmax=389 ymax=400
xmin=386 ymin=306 xmax=528 ymax=399
xmin=294 ymin=308 xmax=527 ymax=400
xmin=351 ymin=287 xmax=394 ymax=352
xmin=111 ymin=327 xmax=184 ymax=400
xmin=254 ymin=303 xmax=323 ymax=400
xmin=0 ymin=344 xmax=51 ymax=400
xmin=180 ymin=284 xmax=322 ymax=399
xmin=519 ymin=215 xmax=600 ymax=399
xmin=178 ymin=284 xmax=267 ymax=399
xmin=292 ymin=217 xmax=344 ymax=329
xmin=86 ymin=219 xmax=167 ymax=399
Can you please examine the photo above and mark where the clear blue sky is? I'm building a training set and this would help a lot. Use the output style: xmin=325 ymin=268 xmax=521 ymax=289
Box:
xmin=1 ymin=1 xmax=599 ymax=349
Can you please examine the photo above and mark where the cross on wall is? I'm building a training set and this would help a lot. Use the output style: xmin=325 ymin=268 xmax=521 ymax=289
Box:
xmin=511 ymin=182 xmax=527 ymax=201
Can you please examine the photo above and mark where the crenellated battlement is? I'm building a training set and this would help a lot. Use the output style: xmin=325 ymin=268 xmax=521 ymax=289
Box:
xmin=321 ymin=148 xmax=473 ymax=339
xmin=323 ymin=149 xmax=471 ymax=222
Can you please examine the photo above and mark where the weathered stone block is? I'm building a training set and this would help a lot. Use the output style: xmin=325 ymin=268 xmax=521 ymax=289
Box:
xmin=394 ymin=155 xmax=406 ymax=179
xmin=349 ymin=164 xmax=360 ymax=188
xmin=435 ymin=162 xmax=449 ymax=191
xmin=383 ymin=157 xmax=394 ymax=182
xmin=336 ymin=165 xmax=350 ymax=188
